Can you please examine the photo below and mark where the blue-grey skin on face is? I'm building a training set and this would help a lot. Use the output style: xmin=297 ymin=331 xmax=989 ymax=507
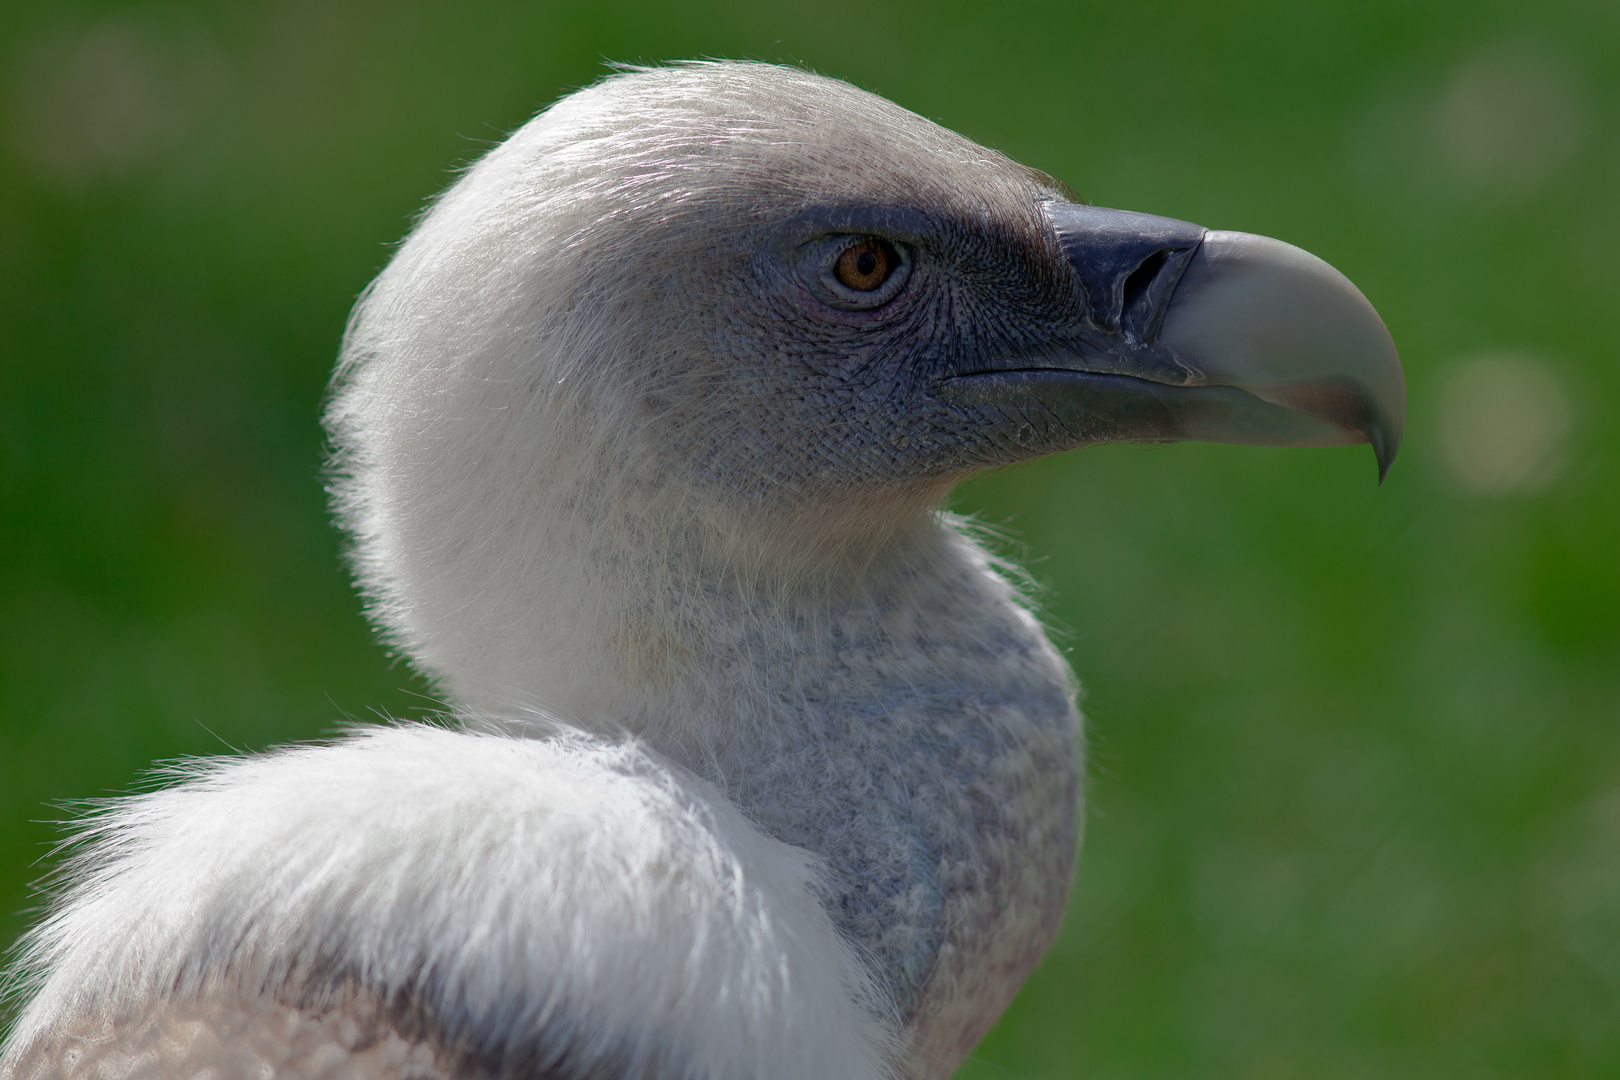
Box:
xmin=694 ymin=197 xmax=1403 ymax=502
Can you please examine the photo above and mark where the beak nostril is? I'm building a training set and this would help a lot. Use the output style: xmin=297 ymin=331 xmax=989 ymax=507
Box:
xmin=1120 ymin=244 xmax=1200 ymax=344
xmin=1045 ymin=202 xmax=1206 ymax=339
xmin=1120 ymin=250 xmax=1169 ymax=326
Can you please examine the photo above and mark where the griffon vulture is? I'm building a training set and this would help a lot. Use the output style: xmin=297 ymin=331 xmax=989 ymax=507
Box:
xmin=0 ymin=61 xmax=1402 ymax=1080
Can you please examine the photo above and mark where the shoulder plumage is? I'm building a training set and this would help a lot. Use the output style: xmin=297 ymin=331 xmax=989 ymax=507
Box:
xmin=3 ymin=725 xmax=897 ymax=1080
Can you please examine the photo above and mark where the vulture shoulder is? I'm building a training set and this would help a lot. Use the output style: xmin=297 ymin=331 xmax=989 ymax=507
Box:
xmin=3 ymin=726 xmax=896 ymax=1080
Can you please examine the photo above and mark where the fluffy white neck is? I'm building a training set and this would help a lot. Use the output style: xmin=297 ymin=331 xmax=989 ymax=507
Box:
xmin=416 ymin=467 xmax=962 ymax=751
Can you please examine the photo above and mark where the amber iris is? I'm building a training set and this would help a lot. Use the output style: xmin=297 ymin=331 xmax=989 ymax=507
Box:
xmin=834 ymin=238 xmax=898 ymax=291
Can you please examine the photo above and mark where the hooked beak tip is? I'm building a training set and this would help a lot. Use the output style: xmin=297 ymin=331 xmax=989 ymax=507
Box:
xmin=1373 ymin=424 xmax=1399 ymax=485
xmin=1155 ymin=229 xmax=1406 ymax=482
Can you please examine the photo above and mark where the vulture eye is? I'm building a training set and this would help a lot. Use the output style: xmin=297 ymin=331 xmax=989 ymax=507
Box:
xmin=800 ymin=232 xmax=912 ymax=311
xmin=834 ymin=238 xmax=900 ymax=291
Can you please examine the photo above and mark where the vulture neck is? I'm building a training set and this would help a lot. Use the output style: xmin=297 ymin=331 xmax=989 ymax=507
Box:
xmin=429 ymin=465 xmax=1079 ymax=1058
xmin=435 ymin=471 xmax=1006 ymax=759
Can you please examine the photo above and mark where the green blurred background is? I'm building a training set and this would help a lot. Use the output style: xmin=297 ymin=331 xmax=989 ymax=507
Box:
xmin=2 ymin=0 xmax=1616 ymax=1075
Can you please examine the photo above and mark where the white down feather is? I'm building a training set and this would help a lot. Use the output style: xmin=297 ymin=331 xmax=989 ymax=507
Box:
xmin=4 ymin=725 xmax=897 ymax=1079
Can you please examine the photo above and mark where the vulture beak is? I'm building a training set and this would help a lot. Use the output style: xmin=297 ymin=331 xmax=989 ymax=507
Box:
xmin=940 ymin=202 xmax=1406 ymax=480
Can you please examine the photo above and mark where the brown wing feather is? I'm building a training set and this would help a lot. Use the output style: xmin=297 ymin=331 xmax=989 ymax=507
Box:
xmin=8 ymin=990 xmax=462 ymax=1080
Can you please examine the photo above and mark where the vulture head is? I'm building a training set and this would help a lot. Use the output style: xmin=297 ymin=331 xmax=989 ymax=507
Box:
xmin=330 ymin=61 xmax=1402 ymax=726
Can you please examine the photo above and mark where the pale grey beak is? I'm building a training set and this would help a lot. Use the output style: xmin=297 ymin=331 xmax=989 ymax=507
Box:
xmin=1160 ymin=230 xmax=1406 ymax=479
xmin=938 ymin=203 xmax=1406 ymax=481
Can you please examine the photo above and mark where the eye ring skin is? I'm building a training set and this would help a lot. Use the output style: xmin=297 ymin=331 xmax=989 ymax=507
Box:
xmin=798 ymin=233 xmax=915 ymax=310
xmin=764 ymin=205 xmax=937 ymax=320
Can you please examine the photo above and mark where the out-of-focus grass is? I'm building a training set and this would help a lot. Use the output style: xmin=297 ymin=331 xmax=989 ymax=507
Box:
xmin=2 ymin=1 xmax=1616 ymax=1075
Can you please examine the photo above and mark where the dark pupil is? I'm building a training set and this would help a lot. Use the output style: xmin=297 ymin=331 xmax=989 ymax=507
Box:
xmin=856 ymin=251 xmax=877 ymax=276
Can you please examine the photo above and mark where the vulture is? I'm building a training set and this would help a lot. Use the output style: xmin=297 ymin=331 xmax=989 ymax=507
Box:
xmin=0 ymin=62 xmax=1403 ymax=1080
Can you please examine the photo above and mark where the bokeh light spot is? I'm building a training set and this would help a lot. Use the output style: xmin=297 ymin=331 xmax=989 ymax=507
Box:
xmin=1437 ymin=352 xmax=1573 ymax=496
xmin=1434 ymin=45 xmax=1588 ymax=196
xmin=5 ymin=9 xmax=226 ymax=185
xmin=1346 ymin=42 xmax=1589 ymax=215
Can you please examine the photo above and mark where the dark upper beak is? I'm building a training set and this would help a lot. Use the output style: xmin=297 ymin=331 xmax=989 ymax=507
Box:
xmin=938 ymin=202 xmax=1406 ymax=481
